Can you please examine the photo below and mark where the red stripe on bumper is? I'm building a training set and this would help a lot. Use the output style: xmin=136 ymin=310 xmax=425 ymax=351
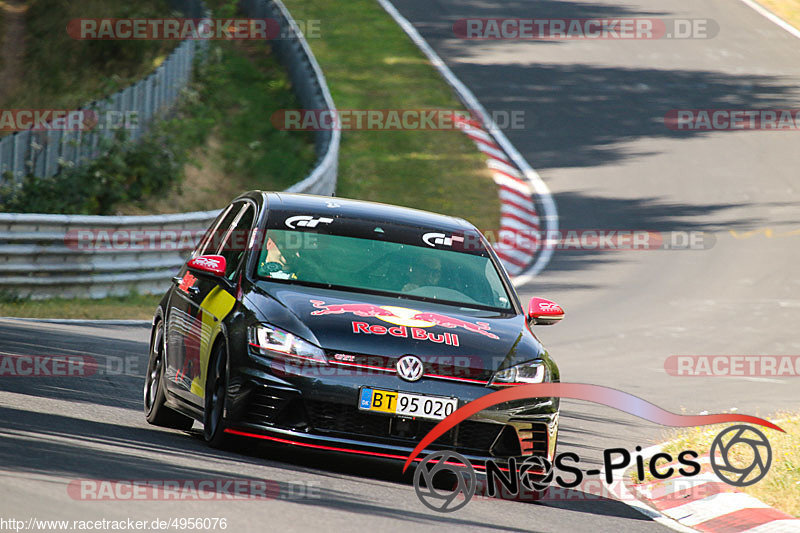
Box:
xmin=224 ymin=428 xmax=502 ymax=471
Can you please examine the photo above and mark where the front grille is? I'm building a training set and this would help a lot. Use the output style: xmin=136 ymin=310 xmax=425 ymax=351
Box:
xmin=241 ymin=386 xmax=301 ymax=427
xmin=305 ymin=400 xmax=505 ymax=455
xmin=326 ymin=352 xmax=493 ymax=382
xmin=305 ymin=400 xmax=388 ymax=436
xmin=490 ymin=425 xmax=523 ymax=457
xmin=457 ymin=420 xmax=506 ymax=453
xmin=518 ymin=423 xmax=549 ymax=456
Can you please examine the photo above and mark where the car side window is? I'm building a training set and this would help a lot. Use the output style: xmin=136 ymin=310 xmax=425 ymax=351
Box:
xmin=193 ymin=204 xmax=234 ymax=258
xmin=197 ymin=202 xmax=245 ymax=259
xmin=217 ymin=204 xmax=255 ymax=280
xmin=191 ymin=205 xmax=235 ymax=259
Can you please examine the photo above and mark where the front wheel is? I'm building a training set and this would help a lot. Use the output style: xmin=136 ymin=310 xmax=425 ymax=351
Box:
xmin=203 ymin=341 xmax=230 ymax=448
xmin=143 ymin=320 xmax=194 ymax=430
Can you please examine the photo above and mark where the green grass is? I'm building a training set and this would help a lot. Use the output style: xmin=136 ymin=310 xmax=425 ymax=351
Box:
xmin=2 ymin=0 xmax=501 ymax=315
xmin=1 ymin=4 xmax=316 ymax=215
xmin=3 ymin=0 xmax=177 ymax=111
xmin=0 ymin=293 xmax=161 ymax=320
xmin=0 ymin=4 xmax=5 ymax=73
xmin=125 ymin=39 xmax=317 ymax=214
xmin=204 ymin=42 xmax=316 ymax=190
xmin=634 ymin=415 xmax=800 ymax=518
xmin=281 ymin=0 xmax=500 ymax=231
xmin=757 ymin=0 xmax=800 ymax=29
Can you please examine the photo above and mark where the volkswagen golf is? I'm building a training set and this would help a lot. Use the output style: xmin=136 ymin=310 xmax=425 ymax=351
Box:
xmin=144 ymin=191 xmax=563 ymax=469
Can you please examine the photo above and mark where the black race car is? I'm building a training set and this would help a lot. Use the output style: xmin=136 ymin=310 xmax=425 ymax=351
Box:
xmin=144 ymin=191 xmax=563 ymax=468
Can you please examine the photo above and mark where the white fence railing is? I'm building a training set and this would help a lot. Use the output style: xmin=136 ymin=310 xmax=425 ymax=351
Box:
xmin=0 ymin=0 xmax=339 ymax=299
xmin=0 ymin=0 xmax=208 ymax=184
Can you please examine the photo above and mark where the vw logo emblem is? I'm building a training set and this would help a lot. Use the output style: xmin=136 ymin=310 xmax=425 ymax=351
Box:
xmin=396 ymin=355 xmax=424 ymax=382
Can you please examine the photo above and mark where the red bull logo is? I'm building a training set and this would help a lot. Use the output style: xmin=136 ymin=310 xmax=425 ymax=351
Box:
xmin=351 ymin=322 xmax=460 ymax=347
xmin=309 ymin=300 xmax=499 ymax=340
xmin=310 ymin=301 xmax=395 ymax=318
xmin=410 ymin=312 xmax=498 ymax=339
xmin=538 ymin=302 xmax=563 ymax=313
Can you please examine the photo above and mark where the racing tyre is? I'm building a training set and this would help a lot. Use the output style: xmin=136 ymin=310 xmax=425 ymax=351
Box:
xmin=144 ymin=320 xmax=194 ymax=430
xmin=203 ymin=341 xmax=230 ymax=448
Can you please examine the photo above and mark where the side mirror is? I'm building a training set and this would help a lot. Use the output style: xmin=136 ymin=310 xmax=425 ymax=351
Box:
xmin=527 ymin=297 xmax=564 ymax=326
xmin=187 ymin=255 xmax=227 ymax=277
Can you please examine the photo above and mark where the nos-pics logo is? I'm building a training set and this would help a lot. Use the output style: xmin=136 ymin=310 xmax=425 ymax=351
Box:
xmin=412 ymin=425 xmax=772 ymax=512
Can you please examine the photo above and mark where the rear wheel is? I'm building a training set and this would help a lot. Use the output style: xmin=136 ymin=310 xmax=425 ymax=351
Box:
xmin=144 ymin=320 xmax=194 ymax=430
xmin=203 ymin=341 xmax=230 ymax=448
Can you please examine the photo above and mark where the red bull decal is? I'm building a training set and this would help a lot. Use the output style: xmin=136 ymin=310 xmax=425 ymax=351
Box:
xmin=352 ymin=322 xmax=460 ymax=347
xmin=409 ymin=312 xmax=498 ymax=339
xmin=310 ymin=300 xmax=395 ymax=318
xmin=310 ymin=299 xmax=498 ymax=340
xmin=537 ymin=301 xmax=563 ymax=314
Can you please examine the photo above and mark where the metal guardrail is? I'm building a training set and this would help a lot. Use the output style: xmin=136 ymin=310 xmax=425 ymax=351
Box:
xmin=0 ymin=0 xmax=339 ymax=299
xmin=0 ymin=210 xmax=220 ymax=299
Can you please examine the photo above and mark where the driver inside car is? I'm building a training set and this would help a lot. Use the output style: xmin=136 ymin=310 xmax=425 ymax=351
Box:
xmin=259 ymin=236 xmax=297 ymax=280
xmin=402 ymin=255 xmax=442 ymax=292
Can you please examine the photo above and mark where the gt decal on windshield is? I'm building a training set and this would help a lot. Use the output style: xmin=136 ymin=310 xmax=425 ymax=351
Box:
xmin=422 ymin=232 xmax=464 ymax=248
xmin=284 ymin=215 xmax=334 ymax=229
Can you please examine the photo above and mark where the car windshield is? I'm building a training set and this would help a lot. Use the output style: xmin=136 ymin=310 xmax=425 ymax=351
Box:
xmin=256 ymin=229 xmax=512 ymax=311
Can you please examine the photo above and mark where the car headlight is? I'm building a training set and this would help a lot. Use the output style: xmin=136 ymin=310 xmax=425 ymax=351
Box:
xmin=248 ymin=324 xmax=327 ymax=364
xmin=488 ymin=360 xmax=547 ymax=387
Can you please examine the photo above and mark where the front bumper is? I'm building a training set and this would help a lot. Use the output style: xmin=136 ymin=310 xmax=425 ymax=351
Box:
xmin=226 ymin=355 xmax=559 ymax=465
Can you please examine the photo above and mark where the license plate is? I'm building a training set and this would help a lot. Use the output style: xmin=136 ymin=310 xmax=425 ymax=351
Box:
xmin=358 ymin=388 xmax=458 ymax=421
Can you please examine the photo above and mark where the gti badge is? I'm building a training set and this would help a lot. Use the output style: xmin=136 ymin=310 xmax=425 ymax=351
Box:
xmin=397 ymin=355 xmax=424 ymax=382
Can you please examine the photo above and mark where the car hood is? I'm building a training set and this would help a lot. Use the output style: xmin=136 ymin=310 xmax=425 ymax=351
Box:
xmin=247 ymin=281 xmax=545 ymax=379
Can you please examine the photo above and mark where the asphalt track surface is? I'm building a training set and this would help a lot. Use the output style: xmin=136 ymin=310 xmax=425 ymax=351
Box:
xmin=2 ymin=0 xmax=800 ymax=531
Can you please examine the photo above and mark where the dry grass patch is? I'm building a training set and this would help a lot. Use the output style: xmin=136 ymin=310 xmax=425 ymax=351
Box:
xmin=757 ymin=0 xmax=800 ymax=30
xmin=659 ymin=414 xmax=800 ymax=517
